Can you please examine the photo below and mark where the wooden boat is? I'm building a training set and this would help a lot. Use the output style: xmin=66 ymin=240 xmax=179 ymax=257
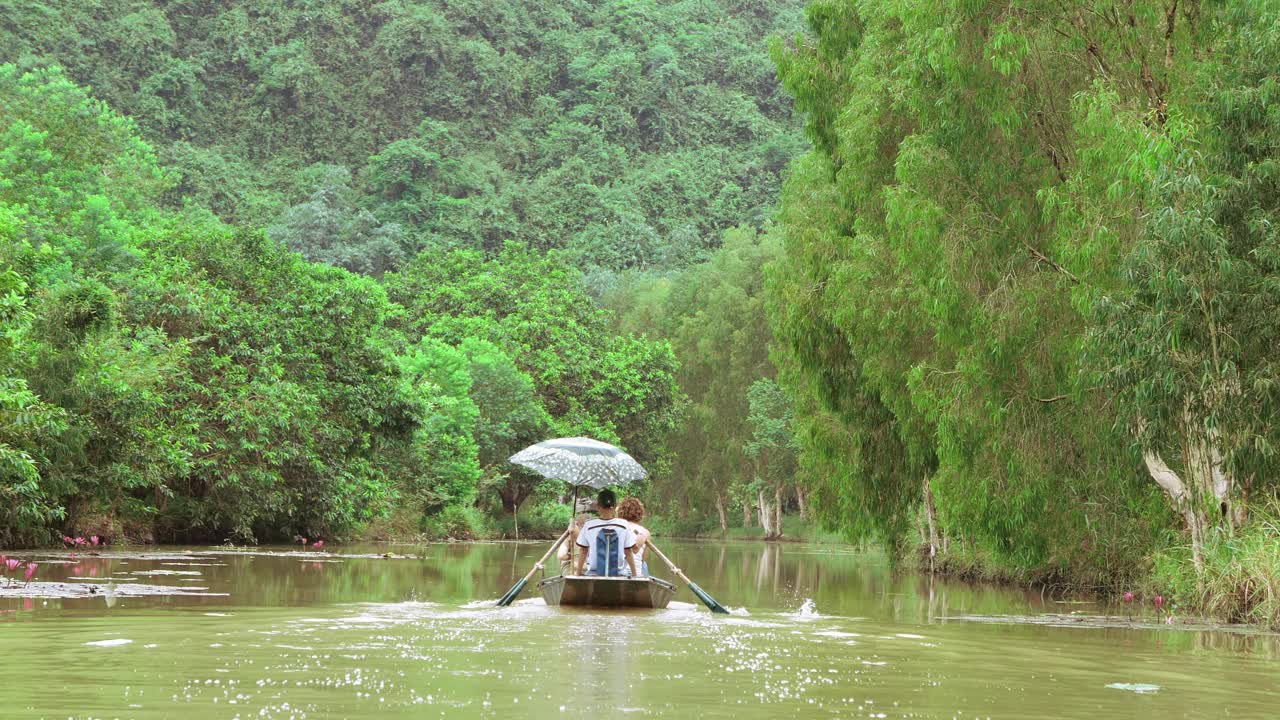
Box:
xmin=538 ymin=574 xmax=676 ymax=609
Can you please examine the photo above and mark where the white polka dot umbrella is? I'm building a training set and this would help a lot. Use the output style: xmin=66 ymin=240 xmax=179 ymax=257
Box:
xmin=507 ymin=436 xmax=648 ymax=489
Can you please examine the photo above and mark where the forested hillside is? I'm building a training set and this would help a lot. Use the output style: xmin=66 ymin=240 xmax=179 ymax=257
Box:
xmin=0 ymin=0 xmax=806 ymax=545
xmin=4 ymin=0 xmax=803 ymax=274
xmin=768 ymin=0 xmax=1280 ymax=616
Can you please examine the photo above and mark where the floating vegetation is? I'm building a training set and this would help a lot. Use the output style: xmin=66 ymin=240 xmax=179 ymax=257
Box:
xmin=0 ymin=581 xmax=227 ymax=600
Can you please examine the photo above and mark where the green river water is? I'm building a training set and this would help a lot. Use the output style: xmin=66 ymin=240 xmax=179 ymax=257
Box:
xmin=0 ymin=540 xmax=1276 ymax=719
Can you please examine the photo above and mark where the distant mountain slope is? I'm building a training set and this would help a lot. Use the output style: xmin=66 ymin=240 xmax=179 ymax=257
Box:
xmin=4 ymin=0 xmax=806 ymax=271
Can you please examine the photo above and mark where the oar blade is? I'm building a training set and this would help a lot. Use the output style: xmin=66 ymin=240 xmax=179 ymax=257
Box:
xmin=687 ymin=580 xmax=730 ymax=614
xmin=496 ymin=577 xmax=528 ymax=607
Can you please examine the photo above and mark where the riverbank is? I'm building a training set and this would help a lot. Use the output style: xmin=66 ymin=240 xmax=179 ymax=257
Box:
xmin=909 ymin=511 xmax=1280 ymax=632
xmin=364 ymin=505 xmax=1280 ymax=631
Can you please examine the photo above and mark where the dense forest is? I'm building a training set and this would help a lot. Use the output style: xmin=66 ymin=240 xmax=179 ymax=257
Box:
xmin=769 ymin=0 xmax=1280 ymax=620
xmin=4 ymin=0 xmax=1280 ymax=624
xmin=0 ymin=0 xmax=805 ymax=545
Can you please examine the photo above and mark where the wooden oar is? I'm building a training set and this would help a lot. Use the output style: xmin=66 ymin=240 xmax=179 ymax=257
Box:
xmin=496 ymin=528 xmax=571 ymax=607
xmin=647 ymin=541 xmax=730 ymax=614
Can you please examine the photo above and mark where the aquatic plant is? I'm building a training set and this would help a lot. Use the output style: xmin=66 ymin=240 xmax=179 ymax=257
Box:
xmin=23 ymin=562 xmax=37 ymax=585
xmin=312 ymin=540 xmax=325 ymax=550
xmin=3 ymin=557 xmax=20 ymax=587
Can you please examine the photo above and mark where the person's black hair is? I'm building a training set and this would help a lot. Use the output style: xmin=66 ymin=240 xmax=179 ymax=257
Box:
xmin=597 ymin=488 xmax=617 ymax=508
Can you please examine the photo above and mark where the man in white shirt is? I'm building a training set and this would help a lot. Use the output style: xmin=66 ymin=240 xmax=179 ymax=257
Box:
xmin=573 ymin=488 xmax=639 ymax=577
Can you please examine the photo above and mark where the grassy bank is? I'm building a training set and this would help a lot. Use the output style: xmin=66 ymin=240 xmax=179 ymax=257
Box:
xmin=903 ymin=506 xmax=1280 ymax=630
xmin=1151 ymin=505 xmax=1280 ymax=629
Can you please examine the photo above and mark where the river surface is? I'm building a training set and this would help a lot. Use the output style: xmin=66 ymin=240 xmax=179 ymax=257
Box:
xmin=0 ymin=540 xmax=1277 ymax=719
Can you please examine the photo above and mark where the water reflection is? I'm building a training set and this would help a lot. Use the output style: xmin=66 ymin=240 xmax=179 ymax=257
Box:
xmin=1 ymin=540 xmax=1278 ymax=718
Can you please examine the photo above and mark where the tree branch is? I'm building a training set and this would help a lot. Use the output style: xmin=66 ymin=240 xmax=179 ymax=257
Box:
xmin=1023 ymin=241 xmax=1079 ymax=283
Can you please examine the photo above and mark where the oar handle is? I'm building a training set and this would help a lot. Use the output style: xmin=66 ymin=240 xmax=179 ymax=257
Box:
xmin=519 ymin=528 xmax=572 ymax=584
xmin=646 ymin=541 xmax=691 ymax=585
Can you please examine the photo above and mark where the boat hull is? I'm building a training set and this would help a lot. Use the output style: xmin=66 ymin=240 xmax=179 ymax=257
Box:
xmin=538 ymin=575 xmax=676 ymax=609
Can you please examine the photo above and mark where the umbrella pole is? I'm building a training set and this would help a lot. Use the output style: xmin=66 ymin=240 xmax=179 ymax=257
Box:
xmin=568 ymin=484 xmax=579 ymax=574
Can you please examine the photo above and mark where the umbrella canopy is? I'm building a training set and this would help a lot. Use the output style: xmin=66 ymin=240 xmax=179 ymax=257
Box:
xmin=508 ymin=437 xmax=647 ymax=489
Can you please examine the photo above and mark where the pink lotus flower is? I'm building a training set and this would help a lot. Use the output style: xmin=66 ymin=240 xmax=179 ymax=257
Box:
xmin=1154 ymin=595 xmax=1165 ymax=611
xmin=24 ymin=562 xmax=37 ymax=582
xmin=1123 ymin=592 xmax=1134 ymax=603
xmin=62 ymin=536 xmax=74 ymax=546
xmin=74 ymin=537 xmax=87 ymax=547
xmin=299 ymin=537 xmax=308 ymax=547
xmin=90 ymin=535 xmax=100 ymax=546
xmin=4 ymin=558 xmax=19 ymax=572
xmin=312 ymin=540 xmax=325 ymax=550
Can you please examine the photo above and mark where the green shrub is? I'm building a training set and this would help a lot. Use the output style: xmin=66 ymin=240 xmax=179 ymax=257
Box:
xmin=646 ymin=512 xmax=721 ymax=538
xmin=420 ymin=505 xmax=492 ymax=540
xmin=494 ymin=500 xmax=572 ymax=539
xmin=1153 ymin=503 xmax=1280 ymax=628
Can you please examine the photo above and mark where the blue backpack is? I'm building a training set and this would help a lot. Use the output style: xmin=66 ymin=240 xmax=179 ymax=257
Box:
xmin=591 ymin=527 xmax=623 ymax=576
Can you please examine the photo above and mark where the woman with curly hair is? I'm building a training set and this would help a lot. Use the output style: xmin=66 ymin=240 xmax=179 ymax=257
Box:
xmin=616 ymin=497 xmax=651 ymax=577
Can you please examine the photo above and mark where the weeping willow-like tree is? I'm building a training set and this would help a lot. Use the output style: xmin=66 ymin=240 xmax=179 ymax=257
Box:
xmin=767 ymin=0 xmax=1280 ymax=582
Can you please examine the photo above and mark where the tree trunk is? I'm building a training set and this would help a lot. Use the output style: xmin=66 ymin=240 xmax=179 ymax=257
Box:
xmin=498 ymin=478 xmax=532 ymax=514
xmin=715 ymin=493 xmax=728 ymax=532
xmin=742 ymin=501 xmax=752 ymax=527
xmin=795 ymin=485 xmax=807 ymax=520
xmin=923 ymin=475 xmax=940 ymax=572
xmin=758 ymin=488 xmax=783 ymax=540
xmin=1143 ymin=448 xmax=1205 ymax=573
xmin=757 ymin=489 xmax=774 ymax=539
xmin=773 ymin=486 xmax=784 ymax=539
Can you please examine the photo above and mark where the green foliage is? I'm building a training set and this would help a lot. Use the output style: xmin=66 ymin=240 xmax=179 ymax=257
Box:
xmin=605 ymin=226 xmax=779 ymax=525
xmin=745 ymin=377 xmax=797 ymax=489
xmin=493 ymin=499 xmax=572 ymax=539
xmin=2 ymin=1 xmax=806 ymax=272
xmin=1153 ymin=503 xmax=1280 ymax=629
xmin=385 ymin=244 xmax=683 ymax=474
xmin=419 ymin=504 xmax=492 ymax=541
xmin=0 ymin=267 xmax=69 ymax=543
xmin=764 ymin=0 xmax=1245 ymax=577
xmin=766 ymin=0 xmax=1280 ymax=602
xmin=462 ymin=338 xmax=548 ymax=471
xmin=267 ymin=165 xmax=407 ymax=276
xmin=0 ymin=56 xmax=701 ymax=545
xmin=0 ymin=66 xmax=420 ymax=543
xmin=396 ymin=338 xmax=482 ymax=513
